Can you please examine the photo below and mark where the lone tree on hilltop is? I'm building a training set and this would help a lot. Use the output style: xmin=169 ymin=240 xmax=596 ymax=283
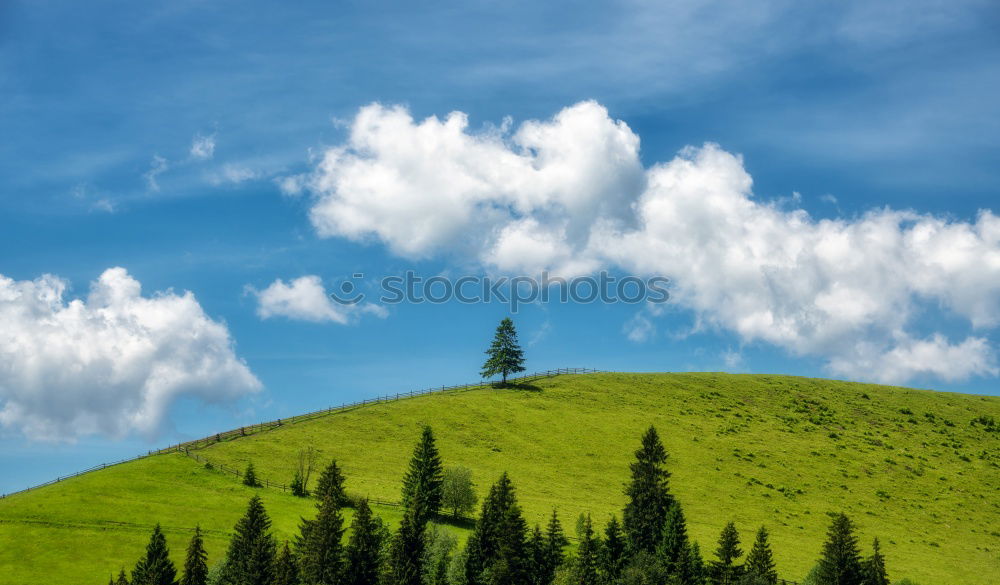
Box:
xmin=481 ymin=317 xmax=526 ymax=386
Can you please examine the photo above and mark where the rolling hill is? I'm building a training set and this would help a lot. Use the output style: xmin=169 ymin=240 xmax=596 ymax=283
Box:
xmin=1 ymin=372 xmax=998 ymax=585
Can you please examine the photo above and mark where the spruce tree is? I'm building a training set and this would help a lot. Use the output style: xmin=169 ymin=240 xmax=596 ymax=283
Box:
xmin=132 ymin=524 xmax=177 ymax=585
xmin=816 ymin=513 xmax=863 ymax=585
xmin=115 ymin=569 xmax=130 ymax=585
xmin=623 ymin=426 xmax=673 ymax=555
xmin=481 ymin=317 xmax=526 ymax=385
xmin=343 ymin=499 xmax=387 ymax=585
xmin=688 ymin=542 xmax=706 ymax=585
xmin=220 ymin=495 xmax=276 ymax=585
xmin=862 ymin=538 xmax=889 ymax=585
xmin=401 ymin=425 xmax=445 ymax=523
xmin=544 ymin=509 xmax=569 ymax=582
xmin=389 ymin=509 xmax=425 ymax=585
xmin=243 ymin=462 xmax=261 ymax=488
xmin=180 ymin=526 xmax=208 ymax=585
xmin=273 ymin=542 xmax=299 ymax=585
xmin=658 ymin=502 xmax=689 ymax=578
xmin=464 ymin=472 xmax=529 ymax=585
xmin=573 ymin=515 xmax=601 ymax=585
xmin=743 ymin=527 xmax=777 ymax=585
xmin=527 ymin=526 xmax=548 ymax=585
xmin=299 ymin=494 xmax=345 ymax=585
xmin=313 ymin=459 xmax=348 ymax=507
xmin=601 ymin=515 xmax=627 ymax=583
xmin=709 ymin=522 xmax=743 ymax=585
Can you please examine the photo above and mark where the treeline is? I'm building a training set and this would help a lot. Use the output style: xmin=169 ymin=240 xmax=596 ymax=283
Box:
xmin=107 ymin=426 xmax=891 ymax=585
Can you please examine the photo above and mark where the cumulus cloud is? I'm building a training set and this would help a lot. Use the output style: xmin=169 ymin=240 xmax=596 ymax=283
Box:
xmin=190 ymin=134 xmax=216 ymax=160
xmin=0 ymin=268 xmax=261 ymax=441
xmin=250 ymin=275 xmax=386 ymax=324
xmin=288 ymin=101 xmax=1000 ymax=384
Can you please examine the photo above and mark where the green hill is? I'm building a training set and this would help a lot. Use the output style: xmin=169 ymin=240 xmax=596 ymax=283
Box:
xmin=1 ymin=373 xmax=998 ymax=585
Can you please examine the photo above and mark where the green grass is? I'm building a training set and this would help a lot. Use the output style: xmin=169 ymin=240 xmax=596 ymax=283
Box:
xmin=1 ymin=373 xmax=998 ymax=584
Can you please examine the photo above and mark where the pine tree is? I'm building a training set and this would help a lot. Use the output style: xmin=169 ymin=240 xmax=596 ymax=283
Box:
xmin=862 ymin=538 xmax=889 ymax=585
xmin=816 ymin=513 xmax=863 ymax=585
xmin=527 ymin=526 xmax=548 ymax=585
xmin=180 ymin=526 xmax=208 ymax=585
xmin=389 ymin=509 xmax=425 ymax=585
xmin=115 ymin=569 xmax=130 ymax=585
xmin=709 ymin=522 xmax=743 ymax=585
xmin=313 ymin=459 xmax=348 ymax=507
xmin=688 ymin=542 xmax=706 ymax=585
xmin=743 ymin=526 xmax=778 ymax=585
xmin=544 ymin=509 xmax=569 ymax=582
xmin=464 ymin=473 xmax=529 ymax=585
xmin=132 ymin=524 xmax=177 ymax=585
xmin=481 ymin=318 xmax=526 ymax=385
xmin=659 ymin=502 xmax=689 ymax=578
xmin=343 ymin=499 xmax=387 ymax=585
xmin=273 ymin=542 xmax=299 ymax=585
xmin=401 ymin=425 xmax=445 ymax=523
xmin=623 ymin=426 xmax=673 ymax=555
xmin=601 ymin=515 xmax=626 ymax=583
xmin=299 ymin=494 xmax=345 ymax=585
xmin=743 ymin=527 xmax=777 ymax=585
xmin=243 ymin=462 xmax=261 ymax=488
xmin=219 ymin=495 xmax=276 ymax=585
xmin=573 ymin=515 xmax=600 ymax=585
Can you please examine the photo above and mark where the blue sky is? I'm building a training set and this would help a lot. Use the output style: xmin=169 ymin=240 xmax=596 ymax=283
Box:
xmin=1 ymin=0 xmax=999 ymax=493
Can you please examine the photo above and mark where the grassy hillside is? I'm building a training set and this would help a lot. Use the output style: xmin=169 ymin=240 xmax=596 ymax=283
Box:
xmin=1 ymin=373 xmax=998 ymax=584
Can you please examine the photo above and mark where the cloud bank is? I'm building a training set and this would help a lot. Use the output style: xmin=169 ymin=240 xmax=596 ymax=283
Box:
xmin=0 ymin=268 xmax=261 ymax=441
xmin=287 ymin=101 xmax=1000 ymax=384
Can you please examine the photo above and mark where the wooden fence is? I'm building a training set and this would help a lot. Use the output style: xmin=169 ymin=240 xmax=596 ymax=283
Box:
xmin=0 ymin=367 xmax=602 ymax=499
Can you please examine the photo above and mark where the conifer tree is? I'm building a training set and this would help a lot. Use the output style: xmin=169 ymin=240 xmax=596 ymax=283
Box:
xmin=544 ymin=509 xmax=569 ymax=581
xmin=862 ymin=538 xmax=889 ymax=585
xmin=464 ymin=473 xmax=529 ymax=585
xmin=601 ymin=515 xmax=627 ymax=583
xmin=709 ymin=521 xmax=744 ymax=585
xmin=313 ymin=460 xmax=348 ymax=507
xmin=243 ymin=462 xmax=261 ymax=488
xmin=343 ymin=499 xmax=387 ymax=585
xmin=388 ymin=509 xmax=425 ymax=585
xmin=219 ymin=495 xmax=276 ymax=585
xmin=299 ymin=494 xmax=345 ymax=585
xmin=688 ymin=542 xmax=706 ymax=585
xmin=132 ymin=524 xmax=177 ymax=585
xmin=623 ymin=426 xmax=673 ymax=555
xmin=481 ymin=318 xmax=526 ymax=385
xmin=743 ymin=527 xmax=777 ymax=585
xmin=816 ymin=513 xmax=863 ymax=585
xmin=573 ymin=515 xmax=601 ymax=585
xmin=659 ymin=502 xmax=689 ymax=578
xmin=273 ymin=542 xmax=299 ymax=585
xmin=180 ymin=526 xmax=208 ymax=585
xmin=115 ymin=569 xmax=130 ymax=585
xmin=401 ymin=425 xmax=444 ymax=523
xmin=527 ymin=526 xmax=548 ymax=585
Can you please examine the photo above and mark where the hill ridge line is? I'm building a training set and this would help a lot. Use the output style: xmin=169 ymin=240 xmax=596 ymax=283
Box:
xmin=0 ymin=367 xmax=603 ymax=499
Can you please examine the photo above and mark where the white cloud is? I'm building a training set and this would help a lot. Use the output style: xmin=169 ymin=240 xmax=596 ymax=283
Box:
xmin=250 ymin=275 xmax=386 ymax=324
xmin=190 ymin=134 xmax=216 ymax=160
xmin=289 ymin=101 xmax=1000 ymax=384
xmin=0 ymin=268 xmax=261 ymax=441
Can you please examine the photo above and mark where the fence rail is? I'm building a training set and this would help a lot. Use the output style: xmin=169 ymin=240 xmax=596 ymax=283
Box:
xmin=0 ymin=367 xmax=602 ymax=499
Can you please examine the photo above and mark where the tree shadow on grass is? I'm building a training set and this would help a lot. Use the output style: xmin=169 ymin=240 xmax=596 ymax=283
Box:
xmin=489 ymin=382 xmax=542 ymax=392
